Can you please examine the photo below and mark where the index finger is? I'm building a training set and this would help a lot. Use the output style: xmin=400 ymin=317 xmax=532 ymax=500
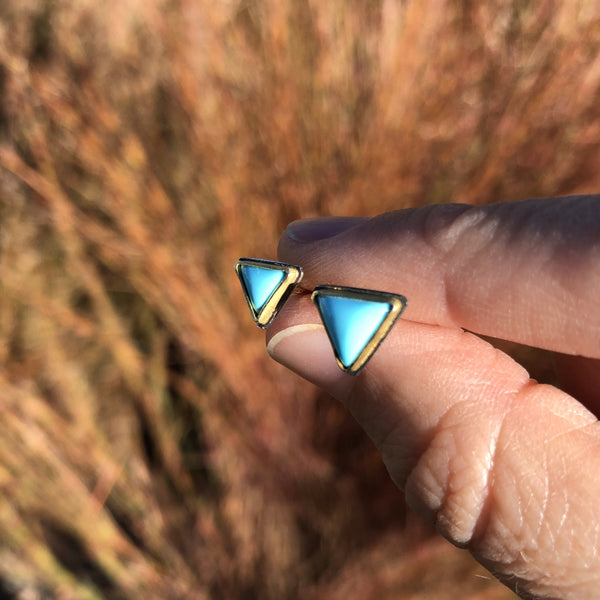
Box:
xmin=279 ymin=195 xmax=600 ymax=358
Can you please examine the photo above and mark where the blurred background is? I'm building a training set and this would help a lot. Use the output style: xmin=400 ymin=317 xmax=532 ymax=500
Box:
xmin=1 ymin=1 xmax=599 ymax=598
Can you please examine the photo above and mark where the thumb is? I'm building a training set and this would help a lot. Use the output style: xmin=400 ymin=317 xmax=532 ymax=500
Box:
xmin=266 ymin=199 xmax=600 ymax=599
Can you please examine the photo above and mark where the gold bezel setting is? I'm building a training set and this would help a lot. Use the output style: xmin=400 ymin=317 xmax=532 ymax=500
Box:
xmin=235 ymin=258 xmax=303 ymax=328
xmin=311 ymin=285 xmax=407 ymax=375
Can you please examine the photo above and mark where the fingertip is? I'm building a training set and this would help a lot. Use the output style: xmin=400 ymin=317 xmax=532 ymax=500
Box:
xmin=267 ymin=322 xmax=353 ymax=397
xmin=277 ymin=217 xmax=370 ymax=282
xmin=284 ymin=216 xmax=367 ymax=243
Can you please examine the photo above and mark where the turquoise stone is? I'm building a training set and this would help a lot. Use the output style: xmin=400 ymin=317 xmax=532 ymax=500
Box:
xmin=315 ymin=295 xmax=392 ymax=368
xmin=239 ymin=264 xmax=286 ymax=313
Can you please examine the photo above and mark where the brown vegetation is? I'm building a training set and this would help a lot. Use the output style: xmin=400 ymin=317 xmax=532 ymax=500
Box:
xmin=1 ymin=1 xmax=599 ymax=598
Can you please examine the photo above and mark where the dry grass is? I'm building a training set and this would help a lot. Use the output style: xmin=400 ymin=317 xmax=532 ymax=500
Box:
xmin=0 ymin=0 xmax=599 ymax=598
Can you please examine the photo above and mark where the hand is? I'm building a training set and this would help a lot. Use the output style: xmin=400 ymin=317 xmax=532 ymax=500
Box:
xmin=266 ymin=196 xmax=600 ymax=600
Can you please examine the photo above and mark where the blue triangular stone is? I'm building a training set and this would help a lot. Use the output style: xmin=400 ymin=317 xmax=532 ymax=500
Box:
xmin=315 ymin=295 xmax=392 ymax=368
xmin=239 ymin=265 xmax=286 ymax=314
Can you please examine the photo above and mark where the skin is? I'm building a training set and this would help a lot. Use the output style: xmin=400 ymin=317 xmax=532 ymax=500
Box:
xmin=265 ymin=196 xmax=600 ymax=599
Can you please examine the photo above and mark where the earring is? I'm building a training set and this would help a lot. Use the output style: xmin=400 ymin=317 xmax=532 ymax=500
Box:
xmin=235 ymin=258 xmax=303 ymax=328
xmin=311 ymin=285 xmax=407 ymax=375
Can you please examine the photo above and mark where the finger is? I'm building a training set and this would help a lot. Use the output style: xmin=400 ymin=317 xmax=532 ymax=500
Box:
xmin=280 ymin=196 xmax=600 ymax=357
xmin=266 ymin=294 xmax=600 ymax=599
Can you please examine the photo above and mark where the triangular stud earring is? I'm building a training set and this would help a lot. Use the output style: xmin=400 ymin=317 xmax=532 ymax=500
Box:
xmin=235 ymin=258 xmax=303 ymax=328
xmin=312 ymin=285 xmax=407 ymax=375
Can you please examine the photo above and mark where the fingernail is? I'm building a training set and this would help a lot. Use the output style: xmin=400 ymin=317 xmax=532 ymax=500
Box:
xmin=267 ymin=324 xmax=351 ymax=395
xmin=286 ymin=217 xmax=365 ymax=243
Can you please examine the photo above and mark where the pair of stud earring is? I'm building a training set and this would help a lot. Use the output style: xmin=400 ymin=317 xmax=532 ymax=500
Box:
xmin=235 ymin=258 xmax=407 ymax=376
